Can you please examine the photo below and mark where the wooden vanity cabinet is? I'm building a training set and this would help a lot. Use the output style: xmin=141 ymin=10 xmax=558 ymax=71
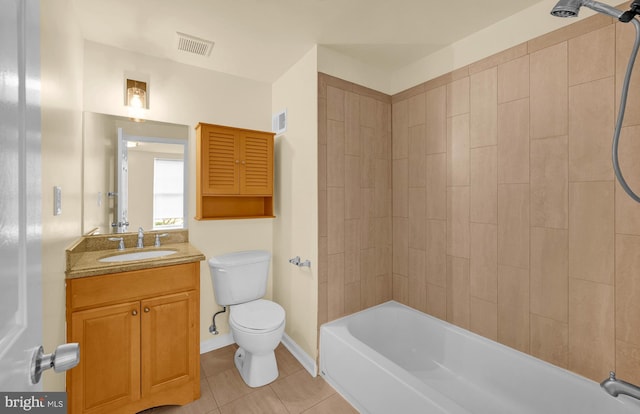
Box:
xmin=196 ymin=122 xmax=275 ymax=219
xmin=66 ymin=262 xmax=200 ymax=414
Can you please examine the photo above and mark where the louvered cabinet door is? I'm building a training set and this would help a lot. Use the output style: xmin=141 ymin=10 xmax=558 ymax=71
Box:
xmin=240 ymin=132 xmax=273 ymax=195
xmin=201 ymin=128 xmax=240 ymax=195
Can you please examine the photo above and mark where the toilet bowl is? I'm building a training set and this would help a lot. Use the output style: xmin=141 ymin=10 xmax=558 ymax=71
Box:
xmin=229 ymin=299 xmax=285 ymax=387
xmin=207 ymin=250 xmax=286 ymax=388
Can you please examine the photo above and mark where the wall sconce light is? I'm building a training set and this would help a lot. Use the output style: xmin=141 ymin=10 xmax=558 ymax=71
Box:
xmin=125 ymin=78 xmax=147 ymax=122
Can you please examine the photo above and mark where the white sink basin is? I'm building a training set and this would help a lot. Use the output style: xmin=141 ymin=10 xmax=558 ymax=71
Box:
xmin=99 ymin=249 xmax=177 ymax=263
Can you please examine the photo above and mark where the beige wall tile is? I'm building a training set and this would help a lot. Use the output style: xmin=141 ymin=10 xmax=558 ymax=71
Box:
xmin=569 ymin=77 xmax=614 ymax=182
xmin=360 ymin=95 xmax=376 ymax=128
xmin=447 ymin=256 xmax=470 ymax=329
xmin=568 ymin=25 xmax=614 ymax=86
xmin=616 ymin=340 xmax=640 ymax=386
xmin=344 ymin=221 xmax=360 ymax=281
xmin=447 ymin=186 xmax=470 ymax=259
xmin=409 ymin=188 xmax=426 ymax=250
xmin=393 ymin=99 xmax=409 ymax=159
xmin=376 ymin=273 xmax=393 ymax=303
xmin=374 ymin=158 xmax=391 ymax=218
xmin=328 ymin=253 xmax=345 ymax=321
xmin=615 ymin=125 xmax=640 ymax=235
xmin=530 ymin=315 xmax=568 ymax=369
xmin=409 ymin=249 xmax=428 ymax=313
xmin=470 ymin=146 xmax=498 ymax=224
xmin=318 ymin=281 xmax=328 ymax=326
xmin=531 ymin=136 xmax=568 ymax=229
xmin=498 ymin=265 xmax=530 ymax=353
xmin=470 ymin=67 xmax=498 ymax=148
xmin=427 ymin=219 xmax=447 ymax=288
xmin=408 ymin=92 xmax=426 ymax=127
xmin=569 ymin=181 xmax=614 ymax=285
xmin=393 ymin=159 xmax=408 ymax=218
xmin=447 ymin=77 xmax=470 ymax=117
xmin=318 ymin=144 xmax=327 ymax=191
xmin=498 ymin=98 xmax=530 ymax=184
xmin=528 ymin=13 xmax=612 ymax=54
xmin=393 ymin=274 xmax=409 ymax=304
xmin=469 ymin=43 xmax=528 ymax=75
xmin=344 ymin=281 xmax=362 ymax=316
xmin=469 ymin=297 xmax=497 ymax=341
xmin=319 ymin=188 xmax=327 ymax=238
xmin=427 ymin=283 xmax=447 ymax=320
xmin=319 ymin=236 xmax=328 ymax=284
xmin=360 ymin=127 xmax=375 ymax=189
xmin=344 ymin=91 xmax=360 ymax=156
xmin=530 ymin=42 xmax=568 ymax=139
xmin=327 ymin=86 xmax=345 ymax=121
xmin=426 ymin=86 xmax=447 ymax=154
xmin=568 ymin=279 xmax=614 ymax=381
xmin=327 ymin=187 xmax=345 ymax=255
xmin=497 ymin=55 xmax=529 ymax=104
xmin=530 ymin=227 xmax=568 ymax=322
xmin=615 ymin=234 xmax=640 ymax=347
xmin=470 ymin=223 xmax=498 ymax=303
xmin=617 ymin=21 xmax=640 ymax=127
xmin=426 ymin=153 xmax=447 ymax=220
xmin=498 ymin=184 xmax=530 ymax=269
xmin=345 ymin=155 xmax=361 ymax=220
xmin=375 ymin=245 xmax=392 ymax=279
xmin=327 ymin=120 xmax=345 ymax=187
xmin=409 ymin=124 xmax=426 ymax=187
xmin=447 ymin=114 xmax=470 ymax=187
xmin=360 ymin=249 xmax=376 ymax=308
xmin=319 ymin=97 xmax=327 ymax=147
xmin=393 ymin=217 xmax=409 ymax=276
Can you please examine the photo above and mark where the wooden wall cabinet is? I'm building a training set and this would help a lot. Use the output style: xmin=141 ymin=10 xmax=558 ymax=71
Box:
xmin=196 ymin=123 xmax=275 ymax=219
xmin=66 ymin=263 xmax=200 ymax=414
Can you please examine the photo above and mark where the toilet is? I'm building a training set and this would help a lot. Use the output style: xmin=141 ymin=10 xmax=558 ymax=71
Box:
xmin=207 ymin=250 xmax=285 ymax=387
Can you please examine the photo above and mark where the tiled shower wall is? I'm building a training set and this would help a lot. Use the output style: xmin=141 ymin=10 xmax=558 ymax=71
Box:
xmin=317 ymin=74 xmax=393 ymax=327
xmin=319 ymin=12 xmax=640 ymax=383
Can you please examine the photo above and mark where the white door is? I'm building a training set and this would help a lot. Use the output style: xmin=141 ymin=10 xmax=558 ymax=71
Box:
xmin=0 ymin=0 xmax=43 ymax=390
xmin=116 ymin=128 xmax=129 ymax=233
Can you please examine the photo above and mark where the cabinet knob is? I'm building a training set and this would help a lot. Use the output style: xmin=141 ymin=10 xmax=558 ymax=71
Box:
xmin=235 ymin=160 xmax=240 ymax=164
xmin=144 ymin=307 xmax=150 ymax=313
xmin=132 ymin=310 xmax=138 ymax=316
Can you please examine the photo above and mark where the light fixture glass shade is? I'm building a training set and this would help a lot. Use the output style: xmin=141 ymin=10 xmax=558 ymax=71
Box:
xmin=127 ymin=87 xmax=146 ymax=108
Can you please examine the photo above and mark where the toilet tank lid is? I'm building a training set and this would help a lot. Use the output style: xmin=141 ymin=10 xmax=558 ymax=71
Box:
xmin=208 ymin=250 xmax=271 ymax=268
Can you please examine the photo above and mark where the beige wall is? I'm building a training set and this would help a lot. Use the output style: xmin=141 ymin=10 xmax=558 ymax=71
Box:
xmin=391 ymin=13 xmax=640 ymax=383
xmin=81 ymin=42 xmax=274 ymax=346
xmin=40 ymin=0 xmax=84 ymax=391
xmin=317 ymin=73 xmax=393 ymax=328
xmin=271 ymin=47 xmax=320 ymax=358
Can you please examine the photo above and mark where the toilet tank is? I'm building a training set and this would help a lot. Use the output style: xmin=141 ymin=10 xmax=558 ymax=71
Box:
xmin=207 ymin=250 xmax=271 ymax=306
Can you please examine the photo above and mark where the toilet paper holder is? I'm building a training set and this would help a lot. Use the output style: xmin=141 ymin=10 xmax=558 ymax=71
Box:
xmin=289 ymin=256 xmax=311 ymax=267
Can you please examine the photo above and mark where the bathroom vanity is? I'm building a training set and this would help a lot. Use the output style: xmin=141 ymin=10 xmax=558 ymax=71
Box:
xmin=65 ymin=230 xmax=205 ymax=414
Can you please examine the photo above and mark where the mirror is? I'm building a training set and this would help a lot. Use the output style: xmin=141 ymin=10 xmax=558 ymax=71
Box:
xmin=82 ymin=112 xmax=189 ymax=235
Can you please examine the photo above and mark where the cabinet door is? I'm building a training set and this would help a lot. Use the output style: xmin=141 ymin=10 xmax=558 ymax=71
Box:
xmin=201 ymin=126 xmax=240 ymax=195
xmin=240 ymin=131 xmax=273 ymax=195
xmin=70 ymin=302 xmax=140 ymax=414
xmin=140 ymin=291 xmax=198 ymax=397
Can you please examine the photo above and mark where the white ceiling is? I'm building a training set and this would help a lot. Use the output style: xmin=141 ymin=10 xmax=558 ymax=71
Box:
xmin=70 ymin=0 xmax=547 ymax=83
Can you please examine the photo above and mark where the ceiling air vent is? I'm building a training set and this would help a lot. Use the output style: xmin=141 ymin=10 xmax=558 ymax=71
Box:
xmin=176 ymin=32 xmax=214 ymax=57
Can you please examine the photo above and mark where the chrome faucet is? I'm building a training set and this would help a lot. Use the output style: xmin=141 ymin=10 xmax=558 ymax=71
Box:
xmin=601 ymin=371 xmax=640 ymax=401
xmin=137 ymin=227 xmax=144 ymax=248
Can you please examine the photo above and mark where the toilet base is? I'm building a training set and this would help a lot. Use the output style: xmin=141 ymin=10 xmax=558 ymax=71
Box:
xmin=234 ymin=347 xmax=279 ymax=387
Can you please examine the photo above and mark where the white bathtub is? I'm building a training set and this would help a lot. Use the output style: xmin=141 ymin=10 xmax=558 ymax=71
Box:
xmin=320 ymin=301 xmax=640 ymax=414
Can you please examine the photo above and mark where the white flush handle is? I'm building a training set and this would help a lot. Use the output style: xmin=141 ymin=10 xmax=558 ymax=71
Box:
xmin=30 ymin=343 xmax=80 ymax=384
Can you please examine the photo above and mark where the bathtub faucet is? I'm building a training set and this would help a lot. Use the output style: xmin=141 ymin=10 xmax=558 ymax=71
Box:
xmin=601 ymin=371 xmax=640 ymax=400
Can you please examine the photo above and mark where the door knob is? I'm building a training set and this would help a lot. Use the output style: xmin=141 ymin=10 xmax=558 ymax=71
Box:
xmin=30 ymin=343 xmax=80 ymax=384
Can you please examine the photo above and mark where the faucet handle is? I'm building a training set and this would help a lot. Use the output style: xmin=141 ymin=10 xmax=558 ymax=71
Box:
xmin=610 ymin=371 xmax=617 ymax=380
xmin=154 ymin=233 xmax=169 ymax=247
xmin=108 ymin=237 xmax=125 ymax=250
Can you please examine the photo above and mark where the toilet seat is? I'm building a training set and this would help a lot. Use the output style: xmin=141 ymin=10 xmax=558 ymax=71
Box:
xmin=230 ymin=299 xmax=285 ymax=332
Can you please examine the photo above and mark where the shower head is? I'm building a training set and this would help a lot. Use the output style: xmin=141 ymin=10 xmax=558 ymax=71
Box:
xmin=550 ymin=0 xmax=624 ymax=20
xmin=550 ymin=0 xmax=582 ymax=17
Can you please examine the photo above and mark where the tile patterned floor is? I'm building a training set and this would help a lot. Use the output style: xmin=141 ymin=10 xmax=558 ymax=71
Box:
xmin=139 ymin=344 xmax=358 ymax=414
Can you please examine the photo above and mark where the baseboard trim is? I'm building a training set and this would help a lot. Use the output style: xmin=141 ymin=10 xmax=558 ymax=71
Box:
xmin=281 ymin=333 xmax=318 ymax=377
xmin=200 ymin=333 xmax=234 ymax=354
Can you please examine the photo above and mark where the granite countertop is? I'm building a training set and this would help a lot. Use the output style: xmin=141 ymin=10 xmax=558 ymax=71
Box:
xmin=66 ymin=229 xmax=206 ymax=279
